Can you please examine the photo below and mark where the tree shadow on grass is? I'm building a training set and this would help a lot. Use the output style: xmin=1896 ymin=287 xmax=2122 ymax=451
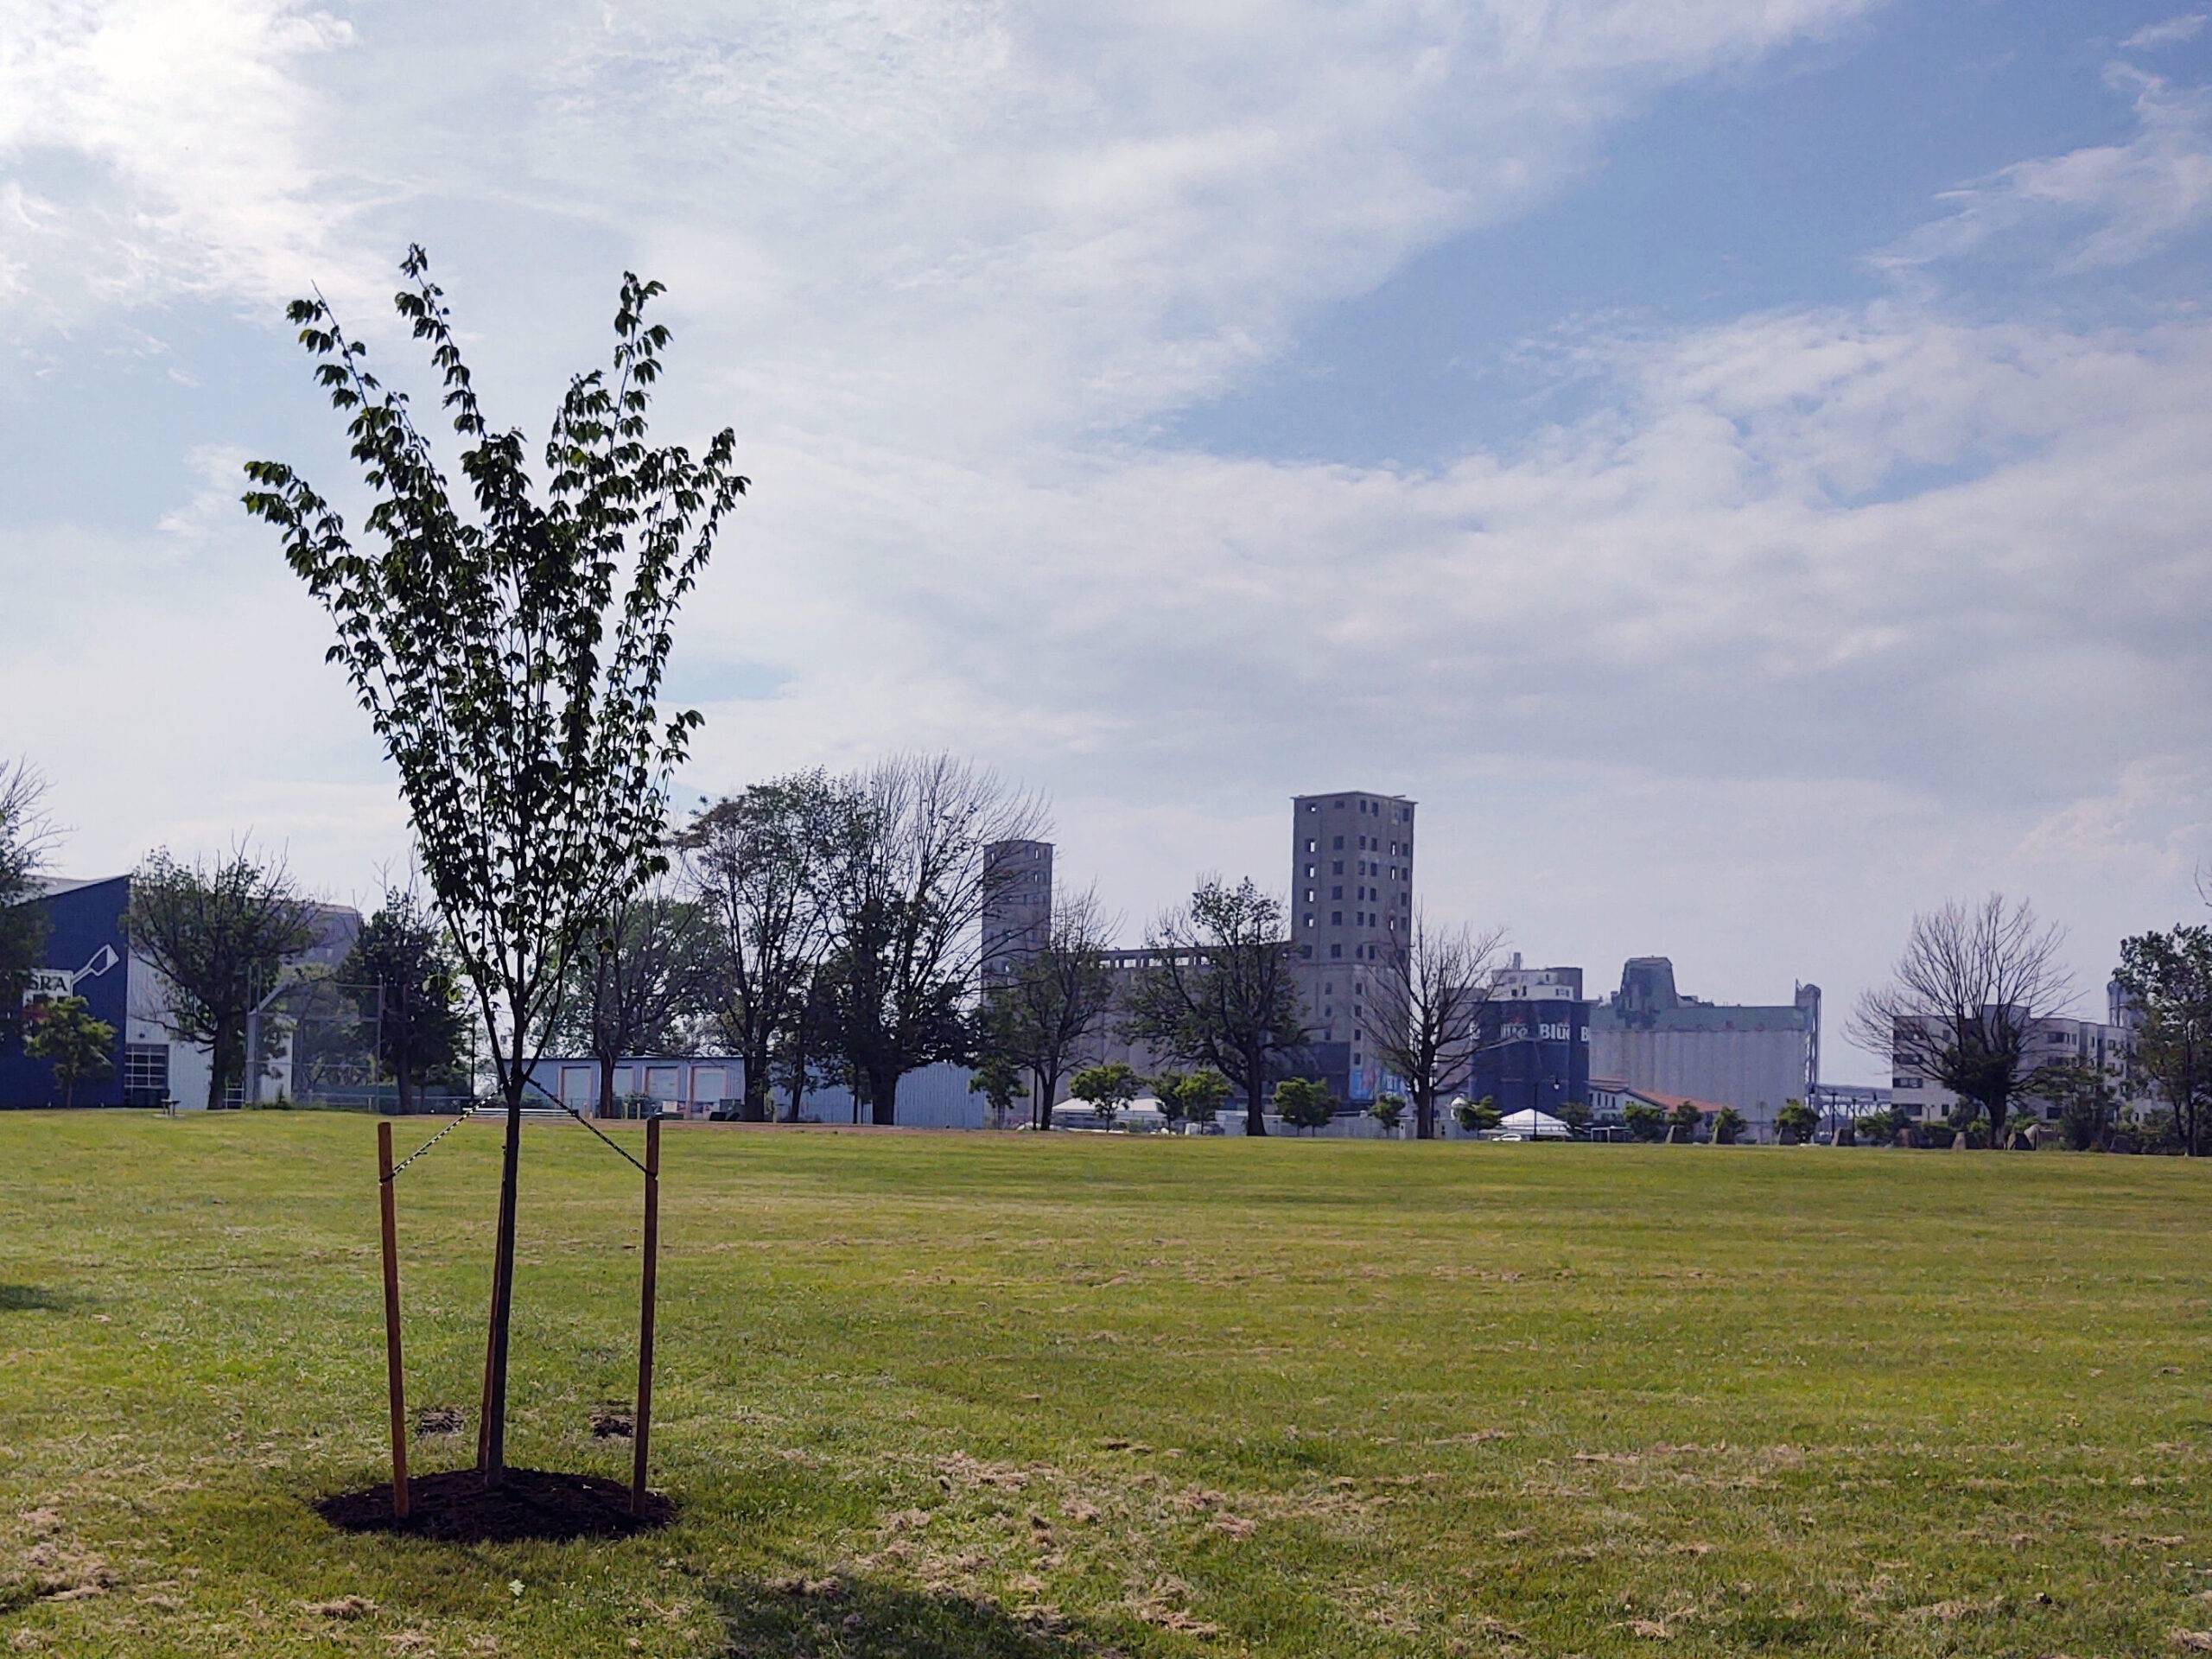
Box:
xmin=0 ymin=1284 xmax=79 ymax=1313
xmin=711 ymin=1573 xmax=1106 ymax=1659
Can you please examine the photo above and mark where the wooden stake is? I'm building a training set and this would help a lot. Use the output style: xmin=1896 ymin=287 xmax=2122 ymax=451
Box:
xmin=376 ymin=1121 xmax=410 ymax=1521
xmin=631 ymin=1115 xmax=661 ymax=1518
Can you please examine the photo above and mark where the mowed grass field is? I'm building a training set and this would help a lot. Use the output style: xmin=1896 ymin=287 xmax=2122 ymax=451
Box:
xmin=2 ymin=1115 xmax=2209 ymax=1658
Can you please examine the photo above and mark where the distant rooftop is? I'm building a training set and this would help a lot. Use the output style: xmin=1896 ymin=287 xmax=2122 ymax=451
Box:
xmin=30 ymin=874 xmax=124 ymax=898
xmin=1594 ymin=955 xmax=1817 ymax=1032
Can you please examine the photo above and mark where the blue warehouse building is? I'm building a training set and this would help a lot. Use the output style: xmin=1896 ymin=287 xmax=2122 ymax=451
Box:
xmin=1465 ymin=958 xmax=1592 ymax=1118
xmin=1 ymin=877 xmax=138 ymax=1108
xmin=3 ymin=875 xmax=362 ymax=1110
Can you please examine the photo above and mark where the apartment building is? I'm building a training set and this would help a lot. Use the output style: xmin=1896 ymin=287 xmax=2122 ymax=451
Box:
xmin=1888 ymin=1011 xmax=2144 ymax=1126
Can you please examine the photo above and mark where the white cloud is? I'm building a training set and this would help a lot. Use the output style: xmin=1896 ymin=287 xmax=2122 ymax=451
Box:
xmin=1878 ymin=62 xmax=2212 ymax=276
xmin=2122 ymin=11 xmax=2209 ymax=50
xmin=0 ymin=1 xmax=371 ymax=339
xmin=2 ymin=0 xmax=1886 ymax=425
xmin=677 ymin=300 xmax=2212 ymax=796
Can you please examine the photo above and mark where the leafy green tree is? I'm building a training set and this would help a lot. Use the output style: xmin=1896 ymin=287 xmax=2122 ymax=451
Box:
xmin=1369 ymin=1093 xmax=1406 ymax=1133
xmin=340 ymin=885 xmax=469 ymax=1114
xmin=1666 ymin=1100 xmax=1704 ymax=1141
xmin=685 ymin=773 xmax=839 ymax=1122
xmin=1274 ymin=1076 xmax=1337 ymax=1135
xmin=124 ymin=848 xmax=320 ymax=1112
xmin=1774 ymin=1099 xmax=1819 ymax=1144
xmin=969 ymin=1050 xmax=1027 ymax=1126
xmin=1125 ymin=877 xmax=1308 ymax=1137
xmin=1623 ymin=1101 xmax=1668 ymax=1142
xmin=23 ymin=995 xmax=115 ymax=1107
xmin=1172 ymin=1068 xmax=1231 ymax=1127
xmin=1710 ymin=1106 xmax=1747 ymax=1144
xmin=2035 ymin=1059 xmax=2116 ymax=1150
xmin=1557 ymin=1099 xmax=1592 ymax=1135
xmin=1150 ymin=1069 xmax=1189 ymax=1126
xmin=773 ymin=958 xmax=845 ymax=1122
xmin=0 ymin=760 xmax=54 ymax=1014
xmin=2115 ymin=925 xmax=2212 ymax=1157
xmin=243 ymin=246 xmax=745 ymax=1483
xmin=1070 ymin=1061 xmax=1140 ymax=1125
xmin=1452 ymin=1096 xmax=1501 ymax=1134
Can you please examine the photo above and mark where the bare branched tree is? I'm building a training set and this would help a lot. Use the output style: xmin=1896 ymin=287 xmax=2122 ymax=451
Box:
xmin=821 ymin=754 xmax=1049 ymax=1124
xmin=1360 ymin=912 xmax=1510 ymax=1140
xmin=683 ymin=772 xmax=839 ymax=1122
xmin=1125 ymin=877 xmax=1308 ymax=1137
xmin=0 ymin=760 xmax=58 ymax=1007
xmin=984 ymin=887 xmax=1119 ymax=1129
xmin=1848 ymin=893 xmax=2075 ymax=1144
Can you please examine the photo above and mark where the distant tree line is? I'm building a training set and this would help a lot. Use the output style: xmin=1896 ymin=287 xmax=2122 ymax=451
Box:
xmin=1849 ymin=890 xmax=2212 ymax=1154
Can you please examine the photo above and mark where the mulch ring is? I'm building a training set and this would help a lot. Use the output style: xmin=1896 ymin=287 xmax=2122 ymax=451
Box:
xmin=315 ymin=1467 xmax=673 ymax=1543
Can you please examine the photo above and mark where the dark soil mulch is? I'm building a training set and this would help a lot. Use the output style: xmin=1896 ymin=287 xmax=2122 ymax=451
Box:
xmin=315 ymin=1466 xmax=672 ymax=1543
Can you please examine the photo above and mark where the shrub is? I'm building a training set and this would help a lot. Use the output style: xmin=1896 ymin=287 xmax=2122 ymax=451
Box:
xmin=1071 ymin=1062 xmax=1141 ymax=1125
xmin=1775 ymin=1100 xmax=1820 ymax=1143
xmin=1452 ymin=1096 xmax=1501 ymax=1134
xmin=1274 ymin=1077 xmax=1337 ymax=1135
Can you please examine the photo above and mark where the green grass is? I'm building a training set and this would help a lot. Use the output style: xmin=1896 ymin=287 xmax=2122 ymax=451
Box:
xmin=2 ymin=1113 xmax=2209 ymax=1658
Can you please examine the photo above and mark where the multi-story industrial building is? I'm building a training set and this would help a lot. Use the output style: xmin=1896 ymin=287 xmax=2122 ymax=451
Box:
xmin=1290 ymin=790 xmax=1415 ymax=1102
xmin=980 ymin=837 xmax=1053 ymax=991
xmin=1586 ymin=957 xmax=1820 ymax=1142
xmin=983 ymin=789 xmax=1414 ymax=1110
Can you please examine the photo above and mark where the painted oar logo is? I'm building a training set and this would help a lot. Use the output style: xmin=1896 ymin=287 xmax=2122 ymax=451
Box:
xmin=22 ymin=944 xmax=120 ymax=1006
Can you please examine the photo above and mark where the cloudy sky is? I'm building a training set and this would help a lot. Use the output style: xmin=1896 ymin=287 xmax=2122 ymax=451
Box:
xmin=4 ymin=1 xmax=2209 ymax=1080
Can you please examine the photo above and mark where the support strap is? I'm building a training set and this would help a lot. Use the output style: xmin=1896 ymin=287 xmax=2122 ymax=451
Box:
xmin=385 ymin=1105 xmax=477 ymax=1182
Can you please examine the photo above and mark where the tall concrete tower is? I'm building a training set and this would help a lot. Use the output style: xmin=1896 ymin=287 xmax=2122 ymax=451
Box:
xmin=981 ymin=838 xmax=1054 ymax=991
xmin=1288 ymin=790 xmax=1416 ymax=1100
